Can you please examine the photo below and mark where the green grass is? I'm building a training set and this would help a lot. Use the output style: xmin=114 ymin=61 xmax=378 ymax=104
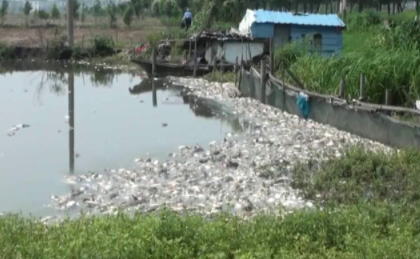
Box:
xmin=343 ymin=31 xmax=374 ymax=53
xmin=1 ymin=204 xmax=420 ymax=258
xmin=292 ymin=147 xmax=420 ymax=206
xmin=204 ymin=71 xmax=236 ymax=83
xmin=2 ymin=147 xmax=420 ymax=258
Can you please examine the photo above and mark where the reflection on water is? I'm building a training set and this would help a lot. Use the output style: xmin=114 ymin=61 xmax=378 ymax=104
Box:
xmin=0 ymin=63 xmax=244 ymax=216
xmin=68 ymin=72 xmax=75 ymax=173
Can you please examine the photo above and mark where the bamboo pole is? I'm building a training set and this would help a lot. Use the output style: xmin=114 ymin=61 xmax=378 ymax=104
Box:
xmin=385 ymin=89 xmax=393 ymax=105
xmin=261 ymin=59 xmax=267 ymax=104
xmin=68 ymin=70 xmax=74 ymax=173
xmin=193 ymin=38 xmax=198 ymax=77
xmin=152 ymin=47 xmax=157 ymax=77
xmin=235 ymin=56 xmax=238 ymax=87
xmin=270 ymin=38 xmax=275 ymax=73
xmin=67 ymin=0 xmax=74 ymax=48
xmin=359 ymin=73 xmax=365 ymax=101
xmin=339 ymin=78 xmax=345 ymax=99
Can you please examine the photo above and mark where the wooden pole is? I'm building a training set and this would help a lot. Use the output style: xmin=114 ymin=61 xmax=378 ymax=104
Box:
xmin=188 ymin=40 xmax=192 ymax=58
xmin=221 ymin=60 xmax=224 ymax=82
xmin=67 ymin=0 xmax=74 ymax=48
xmin=193 ymin=38 xmax=198 ymax=77
xmin=235 ymin=56 xmax=238 ymax=87
xmin=385 ymin=89 xmax=393 ymax=105
xmin=261 ymin=59 xmax=267 ymax=104
xmin=152 ymin=80 xmax=157 ymax=107
xmin=339 ymin=78 xmax=345 ymax=99
xmin=281 ymin=42 xmax=284 ymax=87
xmin=359 ymin=73 xmax=365 ymax=101
xmin=270 ymin=38 xmax=275 ymax=73
xmin=68 ymin=70 xmax=74 ymax=173
xmin=238 ymin=59 xmax=243 ymax=90
xmin=152 ymin=47 xmax=157 ymax=77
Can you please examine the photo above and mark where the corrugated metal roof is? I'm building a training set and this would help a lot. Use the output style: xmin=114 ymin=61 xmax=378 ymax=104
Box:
xmin=253 ymin=10 xmax=346 ymax=27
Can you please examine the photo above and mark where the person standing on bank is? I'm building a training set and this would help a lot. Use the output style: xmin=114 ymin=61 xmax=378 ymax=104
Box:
xmin=182 ymin=8 xmax=192 ymax=31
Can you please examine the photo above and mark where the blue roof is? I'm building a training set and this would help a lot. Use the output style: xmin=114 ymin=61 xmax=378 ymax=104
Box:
xmin=252 ymin=10 xmax=346 ymax=27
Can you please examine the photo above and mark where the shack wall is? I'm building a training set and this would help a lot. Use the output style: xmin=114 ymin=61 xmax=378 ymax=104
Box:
xmin=290 ymin=25 xmax=343 ymax=55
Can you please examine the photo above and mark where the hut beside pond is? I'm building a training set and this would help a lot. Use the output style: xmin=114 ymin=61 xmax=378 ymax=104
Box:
xmin=188 ymin=31 xmax=265 ymax=66
xmin=239 ymin=9 xmax=346 ymax=56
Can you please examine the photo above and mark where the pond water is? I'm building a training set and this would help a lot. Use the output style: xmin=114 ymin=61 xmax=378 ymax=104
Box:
xmin=0 ymin=62 xmax=243 ymax=216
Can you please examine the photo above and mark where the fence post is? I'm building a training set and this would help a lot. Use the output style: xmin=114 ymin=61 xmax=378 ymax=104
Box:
xmin=385 ymin=89 xmax=393 ymax=106
xmin=339 ymin=78 xmax=345 ymax=99
xmin=221 ymin=61 xmax=224 ymax=82
xmin=193 ymin=37 xmax=198 ymax=77
xmin=188 ymin=40 xmax=192 ymax=58
xmin=269 ymin=38 xmax=274 ymax=73
xmin=238 ymin=59 xmax=243 ymax=90
xmin=261 ymin=59 xmax=267 ymax=104
xmin=235 ymin=56 xmax=238 ymax=87
xmin=152 ymin=47 xmax=157 ymax=77
xmin=359 ymin=73 xmax=365 ymax=101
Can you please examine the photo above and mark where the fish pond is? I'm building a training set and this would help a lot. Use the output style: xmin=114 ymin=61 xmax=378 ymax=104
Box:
xmin=0 ymin=62 xmax=243 ymax=216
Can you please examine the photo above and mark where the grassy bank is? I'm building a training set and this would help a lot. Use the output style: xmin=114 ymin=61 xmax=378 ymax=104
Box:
xmin=1 ymin=204 xmax=419 ymax=258
xmin=274 ymin=11 xmax=420 ymax=107
xmin=2 ymin=147 xmax=420 ymax=258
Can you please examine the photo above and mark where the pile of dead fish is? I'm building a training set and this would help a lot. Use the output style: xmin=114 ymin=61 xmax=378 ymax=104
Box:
xmin=48 ymin=77 xmax=391 ymax=222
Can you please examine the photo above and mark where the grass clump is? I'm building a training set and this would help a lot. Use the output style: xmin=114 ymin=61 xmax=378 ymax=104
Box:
xmin=292 ymin=147 xmax=420 ymax=206
xmin=280 ymin=42 xmax=420 ymax=105
xmin=0 ymin=42 xmax=14 ymax=60
xmin=204 ymin=71 xmax=236 ymax=83
xmin=91 ymin=35 xmax=115 ymax=57
xmin=1 ymin=206 xmax=420 ymax=258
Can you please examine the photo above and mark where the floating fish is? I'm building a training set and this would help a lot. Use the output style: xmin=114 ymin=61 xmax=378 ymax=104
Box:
xmin=44 ymin=76 xmax=391 ymax=224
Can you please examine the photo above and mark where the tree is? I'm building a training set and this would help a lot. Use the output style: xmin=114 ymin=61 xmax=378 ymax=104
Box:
xmin=107 ymin=1 xmax=117 ymax=28
xmin=23 ymin=1 xmax=32 ymax=27
xmin=163 ymin=0 xmax=180 ymax=16
xmin=51 ymin=4 xmax=60 ymax=20
xmin=93 ymin=0 xmax=103 ymax=24
xmin=123 ymin=6 xmax=133 ymax=27
xmin=0 ymin=0 xmax=9 ymax=27
xmin=73 ymin=0 xmax=80 ymax=20
xmin=130 ymin=0 xmax=142 ymax=20
xmin=81 ymin=3 xmax=87 ymax=24
xmin=176 ymin=0 xmax=189 ymax=10
xmin=37 ymin=9 xmax=49 ymax=25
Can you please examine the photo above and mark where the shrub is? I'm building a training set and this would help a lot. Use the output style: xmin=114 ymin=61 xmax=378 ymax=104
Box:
xmin=291 ymin=147 xmax=420 ymax=206
xmin=1 ymin=206 xmax=420 ymax=258
xmin=91 ymin=35 xmax=115 ymax=56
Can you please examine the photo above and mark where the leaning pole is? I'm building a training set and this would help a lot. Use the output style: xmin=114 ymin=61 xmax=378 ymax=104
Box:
xmin=67 ymin=0 xmax=74 ymax=48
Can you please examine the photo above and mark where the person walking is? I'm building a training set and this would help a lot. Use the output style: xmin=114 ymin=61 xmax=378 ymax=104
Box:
xmin=182 ymin=8 xmax=192 ymax=31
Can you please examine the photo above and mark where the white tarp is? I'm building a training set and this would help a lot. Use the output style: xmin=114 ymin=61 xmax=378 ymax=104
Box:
xmin=205 ymin=41 xmax=264 ymax=64
xmin=239 ymin=9 xmax=256 ymax=35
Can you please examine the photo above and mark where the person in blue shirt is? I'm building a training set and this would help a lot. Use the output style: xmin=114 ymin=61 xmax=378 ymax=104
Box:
xmin=182 ymin=8 xmax=192 ymax=30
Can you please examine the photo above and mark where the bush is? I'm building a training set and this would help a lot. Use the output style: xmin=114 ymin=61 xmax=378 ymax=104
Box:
xmin=37 ymin=9 xmax=49 ymax=21
xmin=204 ymin=71 xmax=235 ymax=83
xmin=123 ymin=6 xmax=133 ymax=27
xmin=292 ymin=147 xmax=420 ymax=206
xmin=281 ymin=40 xmax=420 ymax=105
xmin=0 ymin=42 xmax=14 ymax=59
xmin=51 ymin=4 xmax=60 ymax=20
xmin=91 ymin=35 xmax=115 ymax=56
xmin=346 ymin=11 xmax=383 ymax=32
xmin=1 ymin=205 xmax=420 ymax=258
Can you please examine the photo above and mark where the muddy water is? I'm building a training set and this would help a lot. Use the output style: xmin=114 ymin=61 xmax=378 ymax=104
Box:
xmin=0 ymin=64 xmax=243 ymax=216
